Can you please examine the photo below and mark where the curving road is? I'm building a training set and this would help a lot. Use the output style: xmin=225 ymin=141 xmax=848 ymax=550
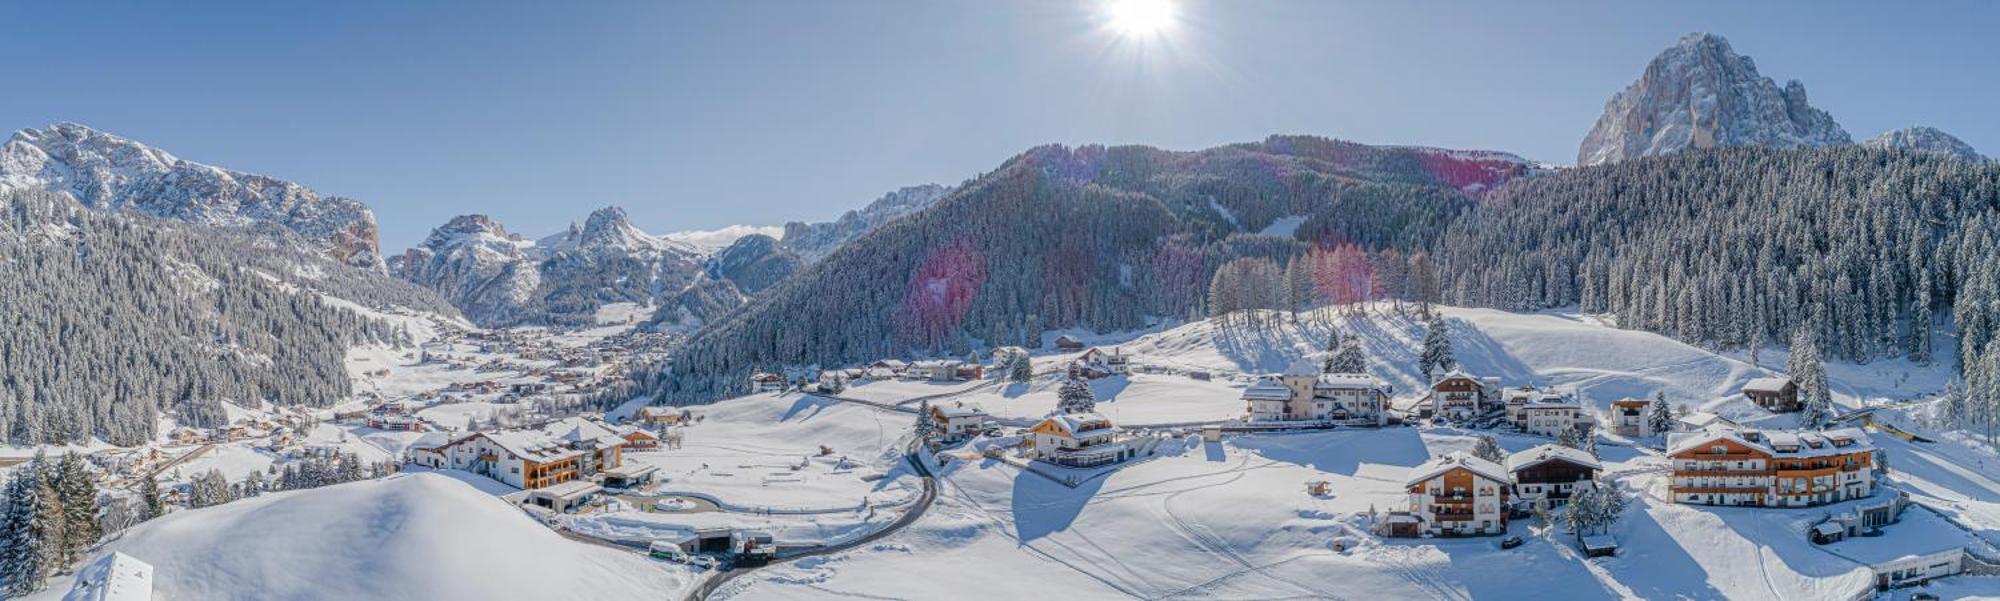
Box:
xmin=682 ymin=440 xmax=939 ymax=601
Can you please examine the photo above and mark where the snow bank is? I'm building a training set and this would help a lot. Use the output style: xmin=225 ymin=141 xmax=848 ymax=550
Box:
xmin=43 ymin=473 xmax=691 ymax=601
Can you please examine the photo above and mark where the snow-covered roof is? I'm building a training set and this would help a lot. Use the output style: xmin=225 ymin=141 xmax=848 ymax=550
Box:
xmin=1240 ymin=377 xmax=1295 ymax=401
xmin=1580 ymin=535 xmax=1617 ymax=550
xmin=1315 ymin=373 xmax=1391 ymax=394
xmin=1667 ymin=427 xmax=1871 ymax=459
xmin=538 ymin=417 xmax=626 ymax=449
xmin=872 ymin=359 xmax=909 ymax=369
xmin=1667 ymin=428 xmax=1770 ymax=457
xmin=1676 ymin=411 xmax=1737 ymax=430
xmin=1813 ymin=522 xmax=1845 ymax=536
xmin=65 ymin=551 xmax=153 ymax=601
xmin=1743 ymin=377 xmax=1794 ymax=393
xmin=934 ymin=403 xmax=989 ymax=419
xmin=478 ymin=431 xmax=585 ymax=463
xmin=528 ymin=479 xmax=602 ymax=501
xmin=1041 ymin=412 xmax=1116 ymax=438
xmin=912 ymin=359 xmax=964 ymax=369
xmin=1436 ymin=367 xmax=1481 ymax=383
xmin=1505 ymin=444 xmax=1601 ymax=473
xmin=1520 ymin=393 xmax=1581 ymax=410
xmin=1405 ymin=452 xmax=1510 ymax=487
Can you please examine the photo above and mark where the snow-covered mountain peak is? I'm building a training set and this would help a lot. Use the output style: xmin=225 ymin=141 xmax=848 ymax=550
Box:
xmin=1578 ymin=33 xmax=1851 ymax=166
xmin=535 ymin=205 xmax=696 ymax=257
xmin=1865 ymin=126 xmax=1985 ymax=162
xmin=418 ymin=214 xmax=519 ymax=250
xmin=0 ymin=122 xmax=384 ymax=269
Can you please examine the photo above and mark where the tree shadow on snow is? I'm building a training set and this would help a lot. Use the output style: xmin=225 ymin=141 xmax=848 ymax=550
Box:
xmin=1011 ymin=468 xmax=1107 ymax=542
xmin=1234 ymin=429 xmax=1431 ymax=476
xmin=781 ymin=395 xmax=836 ymax=422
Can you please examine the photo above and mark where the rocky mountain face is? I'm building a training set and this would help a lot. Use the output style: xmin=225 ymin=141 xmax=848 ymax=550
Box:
xmin=393 ymin=207 xmax=800 ymax=328
xmin=1865 ymin=126 xmax=1985 ymax=162
xmin=1578 ymin=33 xmax=1851 ymax=166
xmin=705 ymin=234 xmax=802 ymax=295
xmin=388 ymin=215 xmax=543 ymax=325
xmin=780 ymin=184 xmax=951 ymax=262
xmin=0 ymin=122 xmax=383 ymax=268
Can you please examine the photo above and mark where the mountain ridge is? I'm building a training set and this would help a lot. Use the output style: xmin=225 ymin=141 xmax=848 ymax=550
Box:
xmin=0 ymin=122 xmax=385 ymax=269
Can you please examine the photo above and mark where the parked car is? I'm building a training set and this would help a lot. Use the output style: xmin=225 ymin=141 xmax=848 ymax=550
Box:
xmin=1911 ymin=593 xmax=1939 ymax=601
xmin=1499 ymin=536 xmax=1524 ymax=550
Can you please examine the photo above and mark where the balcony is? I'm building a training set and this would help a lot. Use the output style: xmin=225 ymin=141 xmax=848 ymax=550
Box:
xmin=1674 ymin=469 xmax=1772 ymax=477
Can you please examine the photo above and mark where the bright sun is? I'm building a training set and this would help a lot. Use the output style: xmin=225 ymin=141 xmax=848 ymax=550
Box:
xmin=1106 ymin=0 xmax=1175 ymax=36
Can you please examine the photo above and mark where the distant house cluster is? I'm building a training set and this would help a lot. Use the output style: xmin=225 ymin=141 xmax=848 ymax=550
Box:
xmin=1238 ymin=359 xmax=1392 ymax=426
xmin=1427 ymin=370 xmax=1593 ymax=437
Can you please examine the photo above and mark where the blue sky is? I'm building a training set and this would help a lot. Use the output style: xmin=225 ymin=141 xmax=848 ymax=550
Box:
xmin=3 ymin=1 xmax=1995 ymax=251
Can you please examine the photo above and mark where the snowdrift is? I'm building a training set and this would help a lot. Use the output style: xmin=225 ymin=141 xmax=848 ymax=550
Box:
xmin=49 ymin=473 xmax=688 ymax=601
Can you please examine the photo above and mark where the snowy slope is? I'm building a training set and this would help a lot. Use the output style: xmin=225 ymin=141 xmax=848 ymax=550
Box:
xmin=666 ymin=225 xmax=785 ymax=253
xmin=31 ymin=473 xmax=694 ymax=601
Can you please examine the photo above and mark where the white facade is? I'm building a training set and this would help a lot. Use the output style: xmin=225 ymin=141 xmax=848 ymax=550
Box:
xmin=1517 ymin=395 xmax=1589 ymax=437
xmin=931 ymin=403 xmax=991 ymax=440
xmin=1870 ymin=548 xmax=1963 ymax=589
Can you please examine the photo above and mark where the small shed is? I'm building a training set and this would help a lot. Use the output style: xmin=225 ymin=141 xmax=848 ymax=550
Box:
xmin=1202 ymin=425 xmax=1223 ymax=443
xmin=1055 ymin=335 xmax=1087 ymax=352
xmin=1580 ymin=535 xmax=1618 ymax=558
xmin=602 ymin=464 xmax=659 ymax=490
xmin=524 ymin=480 xmax=602 ymax=513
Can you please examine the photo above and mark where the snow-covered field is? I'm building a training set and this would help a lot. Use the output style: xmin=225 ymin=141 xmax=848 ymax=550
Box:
xmin=29 ymin=473 xmax=698 ymax=601
xmin=631 ymin=393 xmax=921 ymax=510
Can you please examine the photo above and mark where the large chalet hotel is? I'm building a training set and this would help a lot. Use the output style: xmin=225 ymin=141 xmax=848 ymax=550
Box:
xmin=1667 ymin=427 xmax=1877 ymax=507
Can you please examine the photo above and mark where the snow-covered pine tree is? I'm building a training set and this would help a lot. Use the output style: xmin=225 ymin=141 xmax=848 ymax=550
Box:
xmin=1973 ymin=345 xmax=2000 ymax=447
xmin=1790 ymin=326 xmax=1833 ymax=428
xmin=1419 ymin=316 xmax=1455 ymax=382
xmin=1561 ymin=485 xmax=1596 ymax=535
xmin=52 ymin=452 xmax=99 ymax=565
xmin=1321 ymin=328 xmax=1344 ymax=373
xmin=1581 ymin=426 xmax=1600 ymax=458
xmin=1057 ymin=376 xmax=1097 ymax=414
xmin=243 ymin=470 xmax=266 ymax=498
xmin=1009 ymin=351 xmax=1034 ymax=383
xmin=1555 ymin=427 xmax=1582 ymax=450
xmin=138 ymin=475 xmax=163 ymax=521
xmin=1472 ymin=435 xmax=1505 ymax=464
xmin=0 ymin=455 xmax=60 ymax=596
xmin=1330 ymin=337 xmax=1368 ymax=374
xmin=1594 ymin=485 xmax=1629 ymax=536
xmin=913 ymin=400 xmax=938 ymax=441
xmin=1646 ymin=392 xmax=1674 ymax=436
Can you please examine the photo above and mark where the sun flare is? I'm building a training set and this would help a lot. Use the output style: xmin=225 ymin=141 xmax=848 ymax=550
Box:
xmin=1106 ymin=0 xmax=1175 ymax=37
